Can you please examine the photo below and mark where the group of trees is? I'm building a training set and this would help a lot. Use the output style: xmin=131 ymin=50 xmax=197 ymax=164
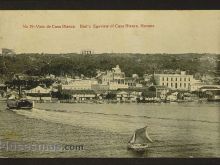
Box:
xmin=5 ymin=78 xmax=55 ymax=90
xmin=1 ymin=53 xmax=219 ymax=80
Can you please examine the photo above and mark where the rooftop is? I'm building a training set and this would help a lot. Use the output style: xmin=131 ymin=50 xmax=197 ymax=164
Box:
xmin=62 ymin=89 xmax=96 ymax=95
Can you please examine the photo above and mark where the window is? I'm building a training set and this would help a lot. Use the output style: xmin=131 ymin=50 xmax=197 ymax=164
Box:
xmin=171 ymin=83 xmax=173 ymax=87
xmin=188 ymin=78 xmax=190 ymax=81
xmin=162 ymin=77 xmax=164 ymax=81
xmin=184 ymin=78 xmax=186 ymax=81
xmin=180 ymin=83 xmax=182 ymax=87
xmin=167 ymin=77 xmax=168 ymax=81
xmin=167 ymin=83 xmax=168 ymax=86
xmin=162 ymin=83 xmax=164 ymax=85
xmin=175 ymin=83 xmax=177 ymax=88
xmin=171 ymin=78 xmax=173 ymax=81
xmin=184 ymin=83 xmax=186 ymax=87
xmin=176 ymin=78 xmax=177 ymax=81
xmin=180 ymin=78 xmax=182 ymax=81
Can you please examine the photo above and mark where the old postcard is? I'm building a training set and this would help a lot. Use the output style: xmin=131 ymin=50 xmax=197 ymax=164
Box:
xmin=0 ymin=10 xmax=219 ymax=158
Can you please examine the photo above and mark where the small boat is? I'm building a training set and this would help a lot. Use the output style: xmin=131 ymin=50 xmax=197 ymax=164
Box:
xmin=127 ymin=126 xmax=153 ymax=152
xmin=7 ymin=96 xmax=34 ymax=110
xmin=6 ymin=84 xmax=34 ymax=110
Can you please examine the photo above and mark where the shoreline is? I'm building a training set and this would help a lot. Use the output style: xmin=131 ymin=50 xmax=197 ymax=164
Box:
xmin=29 ymin=98 xmax=211 ymax=104
xmin=0 ymin=107 xmax=130 ymax=158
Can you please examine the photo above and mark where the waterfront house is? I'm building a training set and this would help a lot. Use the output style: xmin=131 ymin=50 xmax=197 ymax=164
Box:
xmin=62 ymin=89 xmax=96 ymax=101
xmin=198 ymin=85 xmax=220 ymax=92
xmin=166 ymin=92 xmax=178 ymax=101
xmin=116 ymin=91 xmax=129 ymax=101
xmin=129 ymin=91 xmax=141 ymax=101
xmin=148 ymin=85 xmax=170 ymax=99
xmin=25 ymin=86 xmax=52 ymax=101
xmin=182 ymin=92 xmax=196 ymax=101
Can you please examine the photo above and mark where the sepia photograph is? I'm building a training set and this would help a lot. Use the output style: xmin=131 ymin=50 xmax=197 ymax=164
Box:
xmin=0 ymin=10 xmax=219 ymax=158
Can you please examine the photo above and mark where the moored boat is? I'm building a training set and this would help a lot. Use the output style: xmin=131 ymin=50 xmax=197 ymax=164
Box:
xmin=7 ymin=97 xmax=34 ymax=110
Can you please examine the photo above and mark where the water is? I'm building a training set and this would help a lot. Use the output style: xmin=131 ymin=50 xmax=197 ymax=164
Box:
xmin=0 ymin=101 xmax=219 ymax=157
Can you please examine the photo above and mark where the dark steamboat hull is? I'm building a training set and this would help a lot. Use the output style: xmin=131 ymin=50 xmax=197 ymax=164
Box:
xmin=7 ymin=99 xmax=34 ymax=110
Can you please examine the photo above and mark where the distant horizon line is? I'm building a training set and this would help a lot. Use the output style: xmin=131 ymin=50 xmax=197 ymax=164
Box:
xmin=1 ymin=52 xmax=220 ymax=55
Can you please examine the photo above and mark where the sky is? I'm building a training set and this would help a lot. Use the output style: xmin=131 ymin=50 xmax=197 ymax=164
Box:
xmin=0 ymin=10 xmax=220 ymax=54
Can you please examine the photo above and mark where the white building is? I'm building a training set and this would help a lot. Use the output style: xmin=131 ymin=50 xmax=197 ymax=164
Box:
xmin=189 ymin=79 xmax=205 ymax=91
xmin=109 ymin=82 xmax=128 ymax=90
xmin=198 ymin=85 xmax=220 ymax=92
xmin=25 ymin=86 xmax=51 ymax=94
xmin=98 ymin=65 xmax=128 ymax=90
xmin=154 ymin=71 xmax=195 ymax=91
xmin=62 ymin=79 xmax=98 ymax=90
xmin=166 ymin=92 xmax=179 ymax=101
xmin=25 ymin=86 xmax=52 ymax=101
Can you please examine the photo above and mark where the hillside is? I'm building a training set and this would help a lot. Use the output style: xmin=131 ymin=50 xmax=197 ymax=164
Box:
xmin=0 ymin=53 xmax=219 ymax=81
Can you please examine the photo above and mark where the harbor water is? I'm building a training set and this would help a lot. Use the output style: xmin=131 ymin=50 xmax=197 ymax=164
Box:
xmin=0 ymin=101 xmax=219 ymax=157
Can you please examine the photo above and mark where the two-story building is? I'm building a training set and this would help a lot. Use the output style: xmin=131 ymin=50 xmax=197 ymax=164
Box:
xmin=97 ymin=65 xmax=128 ymax=90
xmin=154 ymin=71 xmax=195 ymax=91
xmin=62 ymin=79 xmax=98 ymax=90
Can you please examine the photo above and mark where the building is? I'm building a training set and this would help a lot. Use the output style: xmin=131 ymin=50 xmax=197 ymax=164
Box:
xmin=91 ymin=84 xmax=109 ymax=91
xmin=62 ymin=90 xmax=96 ymax=101
xmin=154 ymin=71 xmax=195 ymax=91
xmin=116 ymin=91 xmax=129 ymax=101
xmin=109 ymin=83 xmax=128 ymax=90
xmin=116 ymin=91 xmax=140 ymax=102
xmin=97 ymin=65 xmax=128 ymax=90
xmin=143 ymin=74 xmax=153 ymax=82
xmin=45 ymin=74 xmax=56 ymax=79
xmin=132 ymin=74 xmax=139 ymax=79
xmin=58 ymin=76 xmax=75 ymax=84
xmin=98 ymin=65 xmax=125 ymax=85
xmin=62 ymin=79 xmax=98 ymax=90
xmin=81 ymin=49 xmax=94 ymax=55
xmin=148 ymin=85 xmax=170 ymax=99
xmin=166 ymin=92 xmax=178 ymax=101
xmin=198 ymin=85 xmax=220 ymax=92
xmin=125 ymin=77 xmax=136 ymax=87
xmin=189 ymin=79 xmax=205 ymax=91
xmin=25 ymin=86 xmax=52 ymax=101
